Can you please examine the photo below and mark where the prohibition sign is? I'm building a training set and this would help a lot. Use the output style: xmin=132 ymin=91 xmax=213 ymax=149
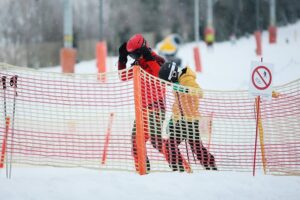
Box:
xmin=251 ymin=66 xmax=272 ymax=90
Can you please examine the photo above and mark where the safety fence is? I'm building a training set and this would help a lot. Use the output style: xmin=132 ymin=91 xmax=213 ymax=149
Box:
xmin=0 ymin=63 xmax=299 ymax=176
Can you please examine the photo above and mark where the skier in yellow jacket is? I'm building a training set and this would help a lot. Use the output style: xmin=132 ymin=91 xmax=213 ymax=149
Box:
xmin=159 ymin=62 xmax=217 ymax=171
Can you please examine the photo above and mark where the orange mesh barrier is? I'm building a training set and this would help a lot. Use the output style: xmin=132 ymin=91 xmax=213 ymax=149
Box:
xmin=0 ymin=63 xmax=299 ymax=176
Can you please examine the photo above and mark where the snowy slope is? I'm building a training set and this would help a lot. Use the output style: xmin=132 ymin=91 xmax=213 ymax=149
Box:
xmin=1 ymin=22 xmax=300 ymax=200
xmin=177 ymin=22 xmax=300 ymax=90
xmin=1 ymin=168 xmax=300 ymax=200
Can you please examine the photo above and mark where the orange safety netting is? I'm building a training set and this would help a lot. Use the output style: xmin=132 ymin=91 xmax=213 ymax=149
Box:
xmin=0 ymin=63 xmax=299 ymax=176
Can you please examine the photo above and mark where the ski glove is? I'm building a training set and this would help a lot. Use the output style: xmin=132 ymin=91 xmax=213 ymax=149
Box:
xmin=140 ymin=46 xmax=154 ymax=61
xmin=118 ymin=42 xmax=128 ymax=64
xmin=180 ymin=67 xmax=187 ymax=76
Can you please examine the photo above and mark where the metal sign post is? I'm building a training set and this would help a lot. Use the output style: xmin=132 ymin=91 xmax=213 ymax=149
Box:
xmin=60 ymin=0 xmax=77 ymax=73
xmin=249 ymin=60 xmax=273 ymax=176
xmin=63 ymin=0 xmax=73 ymax=48
xmin=194 ymin=0 xmax=200 ymax=42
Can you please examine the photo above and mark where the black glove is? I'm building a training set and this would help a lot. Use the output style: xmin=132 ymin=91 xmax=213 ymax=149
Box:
xmin=155 ymin=55 xmax=165 ymax=66
xmin=180 ymin=67 xmax=187 ymax=75
xmin=140 ymin=46 xmax=154 ymax=61
xmin=118 ymin=42 xmax=128 ymax=63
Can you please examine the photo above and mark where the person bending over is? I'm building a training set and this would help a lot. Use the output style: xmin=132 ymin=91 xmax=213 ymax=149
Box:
xmin=159 ymin=61 xmax=217 ymax=171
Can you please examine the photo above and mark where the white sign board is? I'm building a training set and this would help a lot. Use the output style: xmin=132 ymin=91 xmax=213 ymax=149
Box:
xmin=249 ymin=61 xmax=273 ymax=99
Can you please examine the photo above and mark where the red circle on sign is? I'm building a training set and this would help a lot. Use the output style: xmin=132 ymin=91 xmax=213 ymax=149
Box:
xmin=251 ymin=66 xmax=272 ymax=90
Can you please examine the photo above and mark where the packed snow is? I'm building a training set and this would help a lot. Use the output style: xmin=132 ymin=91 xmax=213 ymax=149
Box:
xmin=1 ymin=22 xmax=300 ymax=200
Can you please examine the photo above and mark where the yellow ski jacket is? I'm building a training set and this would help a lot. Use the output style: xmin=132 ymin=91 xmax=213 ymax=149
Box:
xmin=172 ymin=67 xmax=203 ymax=122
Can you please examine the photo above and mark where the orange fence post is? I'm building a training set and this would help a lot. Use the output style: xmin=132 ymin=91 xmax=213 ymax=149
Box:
xmin=96 ymin=41 xmax=107 ymax=82
xmin=133 ymin=66 xmax=147 ymax=175
xmin=0 ymin=117 xmax=10 ymax=168
xmin=193 ymin=47 xmax=202 ymax=73
xmin=254 ymin=31 xmax=262 ymax=56
xmin=60 ymin=48 xmax=77 ymax=73
xmin=268 ymin=25 xmax=277 ymax=44
xmin=101 ymin=113 xmax=114 ymax=165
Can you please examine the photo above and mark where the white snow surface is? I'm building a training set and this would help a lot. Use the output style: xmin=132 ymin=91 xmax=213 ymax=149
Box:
xmin=1 ymin=22 xmax=300 ymax=200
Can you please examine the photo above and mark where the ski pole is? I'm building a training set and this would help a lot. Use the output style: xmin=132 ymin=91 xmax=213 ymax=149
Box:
xmin=1 ymin=76 xmax=7 ymax=118
xmin=8 ymin=75 xmax=18 ymax=178
xmin=1 ymin=76 xmax=8 ymax=171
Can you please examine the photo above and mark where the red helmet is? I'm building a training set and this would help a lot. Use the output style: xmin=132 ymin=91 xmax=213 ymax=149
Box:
xmin=126 ymin=34 xmax=147 ymax=53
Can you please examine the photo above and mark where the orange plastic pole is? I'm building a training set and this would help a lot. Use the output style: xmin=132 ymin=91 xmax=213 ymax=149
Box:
xmin=254 ymin=31 xmax=262 ymax=56
xmin=101 ymin=113 xmax=114 ymax=165
xmin=60 ymin=48 xmax=77 ymax=73
xmin=193 ymin=47 xmax=202 ymax=73
xmin=0 ymin=117 xmax=10 ymax=168
xmin=96 ymin=41 xmax=107 ymax=82
xmin=268 ymin=25 xmax=277 ymax=44
xmin=133 ymin=66 xmax=147 ymax=175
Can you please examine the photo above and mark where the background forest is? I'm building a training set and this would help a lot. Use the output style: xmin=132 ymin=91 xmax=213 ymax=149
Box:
xmin=0 ymin=0 xmax=299 ymax=67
